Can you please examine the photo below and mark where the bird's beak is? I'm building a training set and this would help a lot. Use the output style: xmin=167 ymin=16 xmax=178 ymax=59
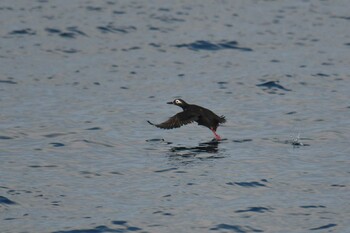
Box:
xmin=167 ymin=101 xmax=173 ymax=104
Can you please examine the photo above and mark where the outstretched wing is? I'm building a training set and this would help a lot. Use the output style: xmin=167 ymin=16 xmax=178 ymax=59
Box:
xmin=148 ymin=111 xmax=198 ymax=129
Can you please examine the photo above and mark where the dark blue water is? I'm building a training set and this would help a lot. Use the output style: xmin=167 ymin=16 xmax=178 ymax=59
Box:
xmin=1 ymin=0 xmax=350 ymax=232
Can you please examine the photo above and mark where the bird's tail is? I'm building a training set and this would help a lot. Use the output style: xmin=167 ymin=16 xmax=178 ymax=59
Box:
xmin=219 ymin=115 xmax=226 ymax=123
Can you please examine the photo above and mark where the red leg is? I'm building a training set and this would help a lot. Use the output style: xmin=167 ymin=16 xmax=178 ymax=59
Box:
xmin=210 ymin=128 xmax=221 ymax=141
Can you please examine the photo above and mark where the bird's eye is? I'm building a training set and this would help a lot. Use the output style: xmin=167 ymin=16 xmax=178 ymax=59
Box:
xmin=175 ymin=99 xmax=182 ymax=104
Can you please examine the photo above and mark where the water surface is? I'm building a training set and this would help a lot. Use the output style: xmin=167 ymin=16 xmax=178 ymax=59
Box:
xmin=1 ymin=0 xmax=349 ymax=232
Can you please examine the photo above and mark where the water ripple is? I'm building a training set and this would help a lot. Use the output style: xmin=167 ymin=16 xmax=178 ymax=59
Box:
xmin=174 ymin=40 xmax=253 ymax=51
xmin=227 ymin=180 xmax=268 ymax=188
xmin=309 ymin=223 xmax=337 ymax=231
xmin=52 ymin=221 xmax=144 ymax=233
xmin=235 ymin=207 xmax=272 ymax=213
xmin=0 ymin=196 xmax=17 ymax=205
xmin=210 ymin=224 xmax=263 ymax=232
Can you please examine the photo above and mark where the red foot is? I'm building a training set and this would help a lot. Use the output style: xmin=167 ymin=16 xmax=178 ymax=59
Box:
xmin=210 ymin=128 xmax=222 ymax=141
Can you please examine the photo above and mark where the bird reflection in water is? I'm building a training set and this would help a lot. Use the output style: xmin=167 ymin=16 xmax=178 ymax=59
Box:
xmin=168 ymin=139 xmax=226 ymax=161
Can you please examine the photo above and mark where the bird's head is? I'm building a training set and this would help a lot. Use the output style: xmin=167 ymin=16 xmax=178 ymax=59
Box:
xmin=167 ymin=99 xmax=189 ymax=108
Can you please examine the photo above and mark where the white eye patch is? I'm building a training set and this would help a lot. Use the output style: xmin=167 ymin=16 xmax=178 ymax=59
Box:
xmin=175 ymin=99 xmax=182 ymax=104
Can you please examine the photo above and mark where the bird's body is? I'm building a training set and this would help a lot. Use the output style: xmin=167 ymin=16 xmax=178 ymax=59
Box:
xmin=148 ymin=99 xmax=226 ymax=140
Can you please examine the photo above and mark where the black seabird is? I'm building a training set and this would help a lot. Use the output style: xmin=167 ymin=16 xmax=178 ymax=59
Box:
xmin=148 ymin=99 xmax=226 ymax=140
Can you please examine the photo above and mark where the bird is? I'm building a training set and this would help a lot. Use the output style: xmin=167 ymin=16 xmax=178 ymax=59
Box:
xmin=147 ymin=99 xmax=226 ymax=140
